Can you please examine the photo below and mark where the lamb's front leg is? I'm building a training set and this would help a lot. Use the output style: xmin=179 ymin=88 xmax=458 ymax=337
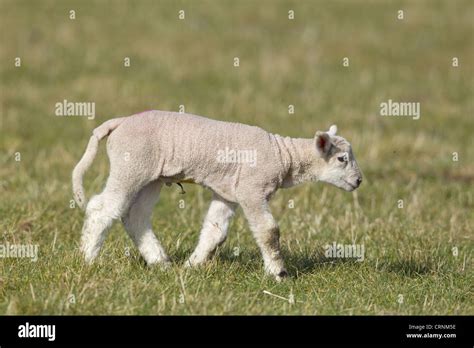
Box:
xmin=240 ymin=199 xmax=288 ymax=281
xmin=186 ymin=194 xmax=237 ymax=267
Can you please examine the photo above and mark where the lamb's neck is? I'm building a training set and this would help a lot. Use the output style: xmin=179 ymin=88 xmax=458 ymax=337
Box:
xmin=276 ymin=136 xmax=324 ymax=188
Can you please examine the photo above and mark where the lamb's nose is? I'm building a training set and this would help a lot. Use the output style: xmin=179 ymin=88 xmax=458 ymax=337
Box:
xmin=356 ymin=177 xmax=362 ymax=187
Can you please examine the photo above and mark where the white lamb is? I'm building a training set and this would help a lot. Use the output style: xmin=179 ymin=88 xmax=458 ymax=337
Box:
xmin=72 ymin=110 xmax=362 ymax=280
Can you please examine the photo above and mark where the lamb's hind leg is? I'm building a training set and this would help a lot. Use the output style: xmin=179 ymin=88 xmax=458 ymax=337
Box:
xmin=122 ymin=180 xmax=170 ymax=266
xmin=80 ymin=177 xmax=136 ymax=263
xmin=186 ymin=193 xmax=237 ymax=267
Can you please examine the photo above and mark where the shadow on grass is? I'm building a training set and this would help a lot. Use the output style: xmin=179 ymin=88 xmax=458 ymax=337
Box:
xmin=379 ymin=259 xmax=434 ymax=277
xmin=285 ymin=252 xmax=365 ymax=277
xmin=216 ymin=249 xmax=436 ymax=278
xmin=212 ymin=248 xmax=366 ymax=277
xmin=125 ymin=247 xmax=436 ymax=279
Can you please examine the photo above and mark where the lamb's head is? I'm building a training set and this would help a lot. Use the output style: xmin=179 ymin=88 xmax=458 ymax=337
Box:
xmin=314 ymin=125 xmax=362 ymax=192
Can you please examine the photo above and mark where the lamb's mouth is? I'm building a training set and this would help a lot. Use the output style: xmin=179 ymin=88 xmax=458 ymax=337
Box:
xmin=343 ymin=180 xmax=357 ymax=190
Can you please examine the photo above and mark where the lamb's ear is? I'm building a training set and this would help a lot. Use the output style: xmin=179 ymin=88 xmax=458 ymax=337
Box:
xmin=315 ymin=131 xmax=332 ymax=156
xmin=328 ymin=125 xmax=337 ymax=136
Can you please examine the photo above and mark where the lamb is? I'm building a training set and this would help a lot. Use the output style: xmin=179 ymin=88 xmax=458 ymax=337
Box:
xmin=72 ymin=110 xmax=362 ymax=280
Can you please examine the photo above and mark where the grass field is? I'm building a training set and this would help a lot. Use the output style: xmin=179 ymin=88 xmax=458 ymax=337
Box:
xmin=0 ymin=0 xmax=473 ymax=315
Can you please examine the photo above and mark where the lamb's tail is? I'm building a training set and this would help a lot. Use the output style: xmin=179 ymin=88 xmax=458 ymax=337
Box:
xmin=72 ymin=117 xmax=127 ymax=210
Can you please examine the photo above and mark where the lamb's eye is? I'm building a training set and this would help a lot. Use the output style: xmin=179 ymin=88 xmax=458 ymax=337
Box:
xmin=337 ymin=156 xmax=346 ymax=162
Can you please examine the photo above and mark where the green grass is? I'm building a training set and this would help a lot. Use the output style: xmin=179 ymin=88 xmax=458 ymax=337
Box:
xmin=0 ymin=0 xmax=473 ymax=315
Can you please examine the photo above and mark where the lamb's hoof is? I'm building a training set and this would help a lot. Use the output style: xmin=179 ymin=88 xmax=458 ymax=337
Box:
xmin=82 ymin=251 xmax=97 ymax=265
xmin=185 ymin=254 xmax=207 ymax=268
xmin=184 ymin=259 xmax=201 ymax=268
xmin=275 ymin=270 xmax=289 ymax=282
